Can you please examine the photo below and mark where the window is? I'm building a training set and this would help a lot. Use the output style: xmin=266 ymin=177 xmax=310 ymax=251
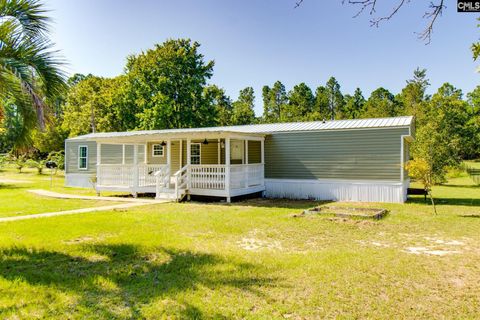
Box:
xmin=191 ymin=143 xmax=201 ymax=165
xmin=78 ymin=145 xmax=88 ymax=170
xmin=152 ymin=144 xmax=164 ymax=157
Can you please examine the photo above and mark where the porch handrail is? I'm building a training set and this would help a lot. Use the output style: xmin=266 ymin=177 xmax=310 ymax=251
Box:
xmin=174 ymin=164 xmax=190 ymax=201
xmin=154 ymin=165 xmax=170 ymax=197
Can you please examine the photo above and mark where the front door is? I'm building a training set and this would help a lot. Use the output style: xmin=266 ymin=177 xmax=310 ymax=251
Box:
xmin=230 ymin=140 xmax=244 ymax=164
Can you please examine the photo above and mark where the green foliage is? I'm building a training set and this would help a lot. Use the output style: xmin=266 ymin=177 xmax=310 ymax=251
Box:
xmin=204 ymin=85 xmax=232 ymax=126
xmin=472 ymin=18 xmax=480 ymax=67
xmin=262 ymin=81 xmax=288 ymax=123
xmin=363 ymin=87 xmax=399 ymax=118
xmin=405 ymin=158 xmax=437 ymax=214
xmin=25 ymin=158 xmax=45 ymax=174
xmin=10 ymin=154 xmax=26 ymax=173
xmin=62 ymin=76 xmax=126 ymax=136
xmin=397 ymin=68 xmax=430 ymax=120
xmin=47 ymin=150 xmax=64 ymax=170
xmin=342 ymin=88 xmax=365 ymax=119
xmin=310 ymin=77 xmax=344 ymax=121
xmin=0 ymin=0 xmax=67 ymax=142
xmin=0 ymin=99 xmax=27 ymax=152
xmin=324 ymin=77 xmax=344 ymax=120
xmin=311 ymin=86 xmax=330 ymax=121
xmin=284 ymin=83 xmax=314 ymax=122
xmin=411 ymin=83 xmax=468 ymax=183
xmin=31 ymin=118 xmax=68 ymax=153
xmin=231 ymin=87 xmax=256 ymax=125
xmin=124 ymin=39 xmax=215 ymax=130
xmin=0 ymin=155 xmax=6 ymax=170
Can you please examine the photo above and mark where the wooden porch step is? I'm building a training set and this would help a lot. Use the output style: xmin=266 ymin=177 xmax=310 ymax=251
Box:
xmin=155 ymin=188 xmax=187 ymax=201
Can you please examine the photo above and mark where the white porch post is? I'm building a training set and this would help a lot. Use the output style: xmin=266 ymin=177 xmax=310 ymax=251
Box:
xmin=186 ymin=138 xmax=191 ymax=165
xmin=225 ymin=137 xmax=231 ymax=202
xmin=122 ymin=144 xmax=125 ymax=165
xmin=144 ymin=144 xmax=147 ymax=164
xmin=261 ymin=138 xmax=265 ymax=194
xmin=133 ymin=144 xmax=138 ymax=197
xmin=96 ymin=143 xmax=101 ymax=196
xmin=217 ymin=138 xmax=221 ymax=164
xmin=186 ymin=138 xmax=191 ymax=194
xmin=179 ymin=140 xmax=183 ymax=170
xmin=244 ymin=139 xmax=249 ymax=188
xmin=167 ymin=140 xmax=171 ymax=173
xmin=96 ymin=143 xmax=101 ymax=166
xmin=260 ymin=139 xmax=264 ymax=164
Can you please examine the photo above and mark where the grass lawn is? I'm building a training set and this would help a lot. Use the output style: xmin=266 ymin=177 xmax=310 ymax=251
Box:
xmin=0 ymin=170 xmax=479 ymax=318
xmin=0 ymin=167 xmax=121 ymax=218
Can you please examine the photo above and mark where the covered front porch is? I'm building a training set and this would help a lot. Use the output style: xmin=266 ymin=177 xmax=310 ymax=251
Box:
xmin=94 ymin=133 xmax=265 ymax=202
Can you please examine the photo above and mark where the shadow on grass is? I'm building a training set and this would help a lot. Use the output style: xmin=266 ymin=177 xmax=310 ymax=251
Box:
xmin=408 ymin=196 xmax=480 ymax=207
xmin=439 ymin=184 xmax=480 ymax=189
xmin=0 ymin=244 xmax=278 ymax=318
xmin=232 ymin=198 xmax=332 ymax=210
xmin=0 ymin=184 xmax=27 ymax=190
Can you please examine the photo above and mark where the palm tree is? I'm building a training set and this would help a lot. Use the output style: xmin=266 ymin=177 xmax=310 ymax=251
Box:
xmin=0 ymin=0 xmax=66 ymax=147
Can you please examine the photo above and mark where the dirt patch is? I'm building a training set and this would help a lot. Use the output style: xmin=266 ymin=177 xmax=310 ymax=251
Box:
xmin=237 ymin=229 xmax=283 ymax=251
xmin=356 ymin=240 xmax=391 ymax=248
xmin=63 ymin=233 xmax=114 ymax=245
xmin=237 ymin=237 xmax=282 ymax=251
xmin=356 ymin=235 xmax=471 ymax=257
xmin=293 ymin=205 xmax=387 ymax=220
xmin=404 ymin=247 xmax=461 ymax=256
xmin=328 ymin=217 xmax=378 ymax=226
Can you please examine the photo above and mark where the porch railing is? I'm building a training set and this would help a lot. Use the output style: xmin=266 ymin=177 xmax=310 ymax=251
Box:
xmin=97 ymin=163 xmax=265 ymax=192
xmin=97 ymin=164 xmax=166 ymax=187
xmin=230 ymin=164 xmax=264 ymax=189
xmin=190 ymin=165 xmax=226 ymax=190
xmin=190 ymin=164 xmax=264 ymax=190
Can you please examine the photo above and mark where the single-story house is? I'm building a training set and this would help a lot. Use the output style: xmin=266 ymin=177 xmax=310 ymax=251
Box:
xmin=64 ymin=116 xmax=414 ymax=203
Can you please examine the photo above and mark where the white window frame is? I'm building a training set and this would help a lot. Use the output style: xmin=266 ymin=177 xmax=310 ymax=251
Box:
xmin=152 ymin=144 xmax=165 ymax=157
xmin=190 ymin=143 xmax=201 ymax=165
xmin=78 ymin=145 xmax=88 ymax=170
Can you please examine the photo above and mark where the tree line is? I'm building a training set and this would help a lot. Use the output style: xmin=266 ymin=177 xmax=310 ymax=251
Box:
xmin=1 ymin=37 xmax=480 ymax=183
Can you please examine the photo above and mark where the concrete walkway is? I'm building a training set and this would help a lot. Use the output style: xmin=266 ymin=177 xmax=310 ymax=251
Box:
xmin=0 ymin=190 xmax=169 ymax=222
xmin=0 ymin=202 xmax=157 ymax=222
xmin=28 ymin=189 xmax=163 ymax=203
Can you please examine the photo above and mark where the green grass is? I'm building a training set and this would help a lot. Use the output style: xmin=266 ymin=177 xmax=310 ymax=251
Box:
xmin=0 ymin=167 xmax=121 ymax=218
xmin=0 ymin=169 xmax=479 ymax=318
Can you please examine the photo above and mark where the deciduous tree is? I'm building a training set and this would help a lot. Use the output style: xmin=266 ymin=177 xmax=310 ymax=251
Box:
xmin=124 ymin=39 xmax=216 ymax=130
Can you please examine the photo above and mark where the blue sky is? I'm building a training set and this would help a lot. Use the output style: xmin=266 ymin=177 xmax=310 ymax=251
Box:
xmin=45 ymin=0 xmax=479 ymax=115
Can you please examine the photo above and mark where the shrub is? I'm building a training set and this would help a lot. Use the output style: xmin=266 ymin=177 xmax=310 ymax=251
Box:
xmin=11 ymin=155 xmax=26 ymax=173
xmin=0 ymin=155 xmax=6 ymax=171
xmin=47 ymin=151 xmax=65 ymax=171
xmin=406 ymin=158 xmax=437 ymax=214
xmin=26 ymin=159 xmax=46 ymax=174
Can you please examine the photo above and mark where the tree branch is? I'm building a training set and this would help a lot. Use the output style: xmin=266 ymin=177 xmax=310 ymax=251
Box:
xmin=295 ymin=0 xmax=446 ymax=44
xmin=294 ymin=0 xmax=304 ymax=9
xmin=415 ymin=0 xmax=445 ymax=44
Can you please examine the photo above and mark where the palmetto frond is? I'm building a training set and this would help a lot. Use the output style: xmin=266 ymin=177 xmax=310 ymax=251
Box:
xmin=0 ymin=0 xmax=66 ymax=140
xmin=0 ymin=0 xmax=50 ymax=40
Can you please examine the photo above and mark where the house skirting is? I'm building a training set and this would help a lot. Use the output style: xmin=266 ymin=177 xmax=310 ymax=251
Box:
xmin=264 ymin=178 xmax=410 ymax=203
xmin=65 ymin=173 xmax=95 ymax=189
